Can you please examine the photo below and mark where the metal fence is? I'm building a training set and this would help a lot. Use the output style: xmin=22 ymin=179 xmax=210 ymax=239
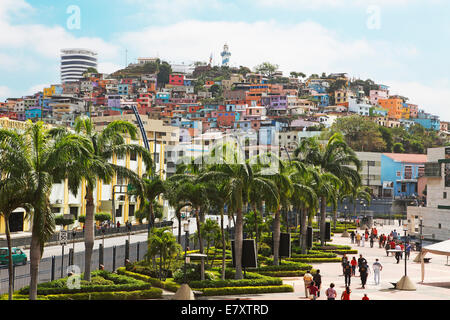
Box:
xmin=0 ymin=240 xmax=148 ymax=295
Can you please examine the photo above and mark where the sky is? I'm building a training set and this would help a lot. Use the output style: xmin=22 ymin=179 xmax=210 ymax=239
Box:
xmin=1 ymin=0 xmax=450 ymax=120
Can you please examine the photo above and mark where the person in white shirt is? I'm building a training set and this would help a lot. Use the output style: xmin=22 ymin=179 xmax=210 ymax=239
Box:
xmin=372 ymin=259 xmax=383 ymax=285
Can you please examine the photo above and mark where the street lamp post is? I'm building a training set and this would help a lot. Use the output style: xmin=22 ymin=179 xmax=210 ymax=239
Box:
xmin=396 ymin=227 xmax=416 ymax=290
xmin=183 ymin=221 xmax=189 ymax=284
xmin=342 ymin=205 xmax=349 ymax=237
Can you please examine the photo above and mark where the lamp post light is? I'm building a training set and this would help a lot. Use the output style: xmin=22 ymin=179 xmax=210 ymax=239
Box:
xmin=183 ymin=221 xmax=190 ymax=284
xmin=342 ymin=205 xmax=349 ymax=237
xmin=396 ymin=227 xmax=416 ymax=290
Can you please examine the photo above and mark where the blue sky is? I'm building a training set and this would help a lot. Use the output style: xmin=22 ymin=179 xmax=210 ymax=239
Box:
xmin=1 ymin=0 xmax=450 ymax=120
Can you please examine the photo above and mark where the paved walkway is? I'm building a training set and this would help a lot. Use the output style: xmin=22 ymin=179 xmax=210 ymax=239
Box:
xmin=204 ymin=223 xmax=450 ymax=300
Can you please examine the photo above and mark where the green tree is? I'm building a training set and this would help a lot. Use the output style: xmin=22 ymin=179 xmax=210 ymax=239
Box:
xmin=0 ymin=122 xmax=94 ymax=299
xmin=254 ymin=62 xmax=279 ymax=78
xmin=393 ymin=142 xmax=405 ymax=153
xmin=295 ymin=133 xmax=361 ymax=246
xmin=157 ymin=61 xmax=172 ymax=88
xmin=146 ymin=227 xmax=181 ymax=279
xmin=73 ymin=116 xmax=152 ymax=281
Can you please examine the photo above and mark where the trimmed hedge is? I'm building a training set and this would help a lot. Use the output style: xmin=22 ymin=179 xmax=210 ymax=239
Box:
xmin=44 ymin=288 xmax=162 ymax=300
xmin=117 ymin=267 xmax=181 ymax=292
xmin=256 ymin=270 xmax=309 ymax=277
xmin=18 ymin=270 xmax=151 ymax=295
xmin=199 ymin=284 xmax=294 ymax=296
xmin=189 ymin=277 xmax=282 ymax=289
xmin=286 ymin=257 xmax=342 ymax=263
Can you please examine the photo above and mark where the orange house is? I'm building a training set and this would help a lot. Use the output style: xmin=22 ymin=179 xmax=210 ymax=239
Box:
xmin=378 ymin=98 xmax=403 ymax=119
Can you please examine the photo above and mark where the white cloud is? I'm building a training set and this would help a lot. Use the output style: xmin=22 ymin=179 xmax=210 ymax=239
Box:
xmin=0 ymin=86 xmax=12 ymax=101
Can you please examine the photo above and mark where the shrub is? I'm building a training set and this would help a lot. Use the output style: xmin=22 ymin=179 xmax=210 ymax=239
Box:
xmin=258 ymin=243 xmax=271 ymax=257
xmin=55 ymin=215 xmax=75 ymax=227
xmin=44 ymin=288 xmax=162 ymax=300
xmin=117 ymin=267 xmax=181 ymax=292
xmin=95 ymin=212 xmax=112 ymax=223
xmin=78 ymin=216 xmax=85 ymax=224
xmin=172 ymin=263 xmax=214 ymax=284
xmin=18 ymin=270 xmax=150 ymax=295
xmin=199 ymin=284 xmax=294 ymax=296
xmin=189 ymin=277 xmax=282 ymax=289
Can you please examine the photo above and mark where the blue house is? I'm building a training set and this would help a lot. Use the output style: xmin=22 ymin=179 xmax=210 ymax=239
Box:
xmin=412 ymin=118 xmax=440 ymax=131
xmin=25 ymin=107 xmax=42 ymax=120
xmin=381 ymin=153 xmax=427 ymax=198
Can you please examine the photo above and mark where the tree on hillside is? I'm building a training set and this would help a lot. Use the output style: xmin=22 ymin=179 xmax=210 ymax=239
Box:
xmin=157 ymin=61 xmax=172 ymax=88
xmin=327 ymin=116 xmax=386 ymax=152
xmin=254 ymin=62 xmax=278 ymax=78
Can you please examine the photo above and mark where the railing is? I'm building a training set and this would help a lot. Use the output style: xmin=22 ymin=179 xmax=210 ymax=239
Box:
xmin=0 ymin=240 xmax=148 ymax=295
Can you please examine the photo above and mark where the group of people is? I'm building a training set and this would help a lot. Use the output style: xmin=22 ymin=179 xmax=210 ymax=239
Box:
xmin=350 ymin=227 xmax=378 ymax=248
xmin=341 ymin=253 xmax=384 ymax=288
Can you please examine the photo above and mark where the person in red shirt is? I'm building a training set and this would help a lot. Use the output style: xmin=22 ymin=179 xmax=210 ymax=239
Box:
xmin=308 ymin=281 xmax=319 ymax=300
xmin=362 ymin=294 xmax=369 ymax=300
xmin=341 ymin=286 xmax=351 ymax=300
xmin=350 ymin=257 xmax=358 ymax=276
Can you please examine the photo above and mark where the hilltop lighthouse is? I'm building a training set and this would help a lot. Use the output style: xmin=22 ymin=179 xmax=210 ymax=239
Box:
xmin=220 ymin=43 xmax=231 ymax=67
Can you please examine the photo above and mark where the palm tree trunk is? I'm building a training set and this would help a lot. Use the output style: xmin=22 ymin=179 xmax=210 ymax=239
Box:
xmin=320 ymin=196 xmax=326 ymax=246
xmin=273 ymin=210 xmax=281 ymax=266
xmin=252 ymin=204 xmax=259 ymax=253
xmin=5 ymin=215 xmax=14 ymax=300
xmin=195 ymin=209 xmax=205 ymax=281
xmin=220 ymin=207 xmax=226 ymax=280
xmin=177 ymin=211 xmax=182 ymax=245
xmin=84 ymin=188 xmax=95 ymax=281
xmin=234 ymin=207 xmax=243 ymax=279
xmin=300 ymin=208 xmax=308 ymax=254
xmin=29 ymin=222 xmax=41 ymax=300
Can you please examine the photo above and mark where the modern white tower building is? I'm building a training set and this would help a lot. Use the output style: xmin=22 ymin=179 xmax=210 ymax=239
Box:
xmin=220 ymin=43 xmax=231 ymax=67
xmin=60 ymin=48 xmax=98 ymax=83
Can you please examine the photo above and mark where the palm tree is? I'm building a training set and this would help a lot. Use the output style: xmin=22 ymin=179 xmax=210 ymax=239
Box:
xmin=295 ymin=133 xmax=361 ymax=246
xmin=73 ymin=116 xmax=152 ymax=281
xmin=200 ymin=143 xmax=252 ymax=279
xmin=200 ymin=218 xmax=221 ymax=265
xmin=147 ymin=227 xmax=181 ymax=280
xmin=0 ymin=122 xmax=94 ymax=299
xmin=0 ymin=177 xmax=33 ymax=300
xmin=288 ymin=162 xmax=319 ymax=253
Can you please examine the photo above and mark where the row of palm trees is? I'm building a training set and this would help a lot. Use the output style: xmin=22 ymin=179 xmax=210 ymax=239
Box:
xmin=0 ymin=117 xmax=153 ymax=300
xmin=146 ymin=132 xmax=365 ymax=281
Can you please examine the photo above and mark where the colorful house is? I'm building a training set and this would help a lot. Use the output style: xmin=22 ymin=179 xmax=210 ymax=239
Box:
xmin=381 ymin=153 xmax=426 ymax=198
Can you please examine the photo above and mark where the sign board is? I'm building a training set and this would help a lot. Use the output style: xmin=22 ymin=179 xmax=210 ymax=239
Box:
xmin=231 ymin=239 xmax=257 ymax=268
xmin=59 ymin=230 xmax=68 ymax=246
xmin=446 ymin=147 xmax=450 ymax=159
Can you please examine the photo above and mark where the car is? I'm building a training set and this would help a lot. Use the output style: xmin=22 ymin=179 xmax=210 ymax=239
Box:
xmin=0 ymin=247 xmax=27 ymax=266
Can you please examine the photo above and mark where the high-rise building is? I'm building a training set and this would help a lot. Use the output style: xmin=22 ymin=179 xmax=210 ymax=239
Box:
xmin=60 ymin=48 xmax=98 ymax=83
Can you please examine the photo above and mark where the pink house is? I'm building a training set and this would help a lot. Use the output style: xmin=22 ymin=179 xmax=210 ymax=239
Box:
xmin=370 ymin=89 xmax=389 ymax=105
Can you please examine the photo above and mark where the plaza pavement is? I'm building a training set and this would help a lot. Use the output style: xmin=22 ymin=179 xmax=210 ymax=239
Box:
xmin=203 ymin=222 xmax=450 ymax=300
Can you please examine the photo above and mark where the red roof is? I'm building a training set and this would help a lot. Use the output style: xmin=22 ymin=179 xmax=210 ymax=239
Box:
xmin=383 ymin=153 xmax=427 ymax=163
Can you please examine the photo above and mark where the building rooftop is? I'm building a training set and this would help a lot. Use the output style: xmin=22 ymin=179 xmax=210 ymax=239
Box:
xmin=383 ymin=153 xmax=427 ymax=163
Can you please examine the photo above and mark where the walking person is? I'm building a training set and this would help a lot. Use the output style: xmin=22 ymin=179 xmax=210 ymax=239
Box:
xmin=395 ymin=243 xmax=402 ymax=264
xmin=356 ymin=232 xmax=361 ymax=246
xmin=379 ymin=234 xmax=384 ymax=248
xmin=369 ymin=233 xmax=375 ymax=248
xmin=358 ymin=254 xmax=367 ymax=273
xmin=406 ymin=242 xmax=411 ymax=260
xmin=350 ymin=256 xmax=357 ymax=276
xmin=359 ymin=263 xmax=369 ymax=289
xmin=350 ymin=230 xmax=355 ymax=244
xmin=308 ymin=281 xmax=319 ymax=300
xmin=361 ymin=235 xmax=365 ymax=247
xmin=325 ymin=283 xmax=337 ymax=300
xmin=341 ymin=286 xmax=351 ymax=300
xmin=362 ymin=294 xmax=370 ymax=300
xmin=341 ymin=254 xmax=348 ymax=275
xmin=303 ymin=271 xmax=313 ymax=298
xmin=373 ymin=258 xmax=383 ymax=285
xmin=313 ymin=270 xmax=322 ymax=298
xmin=343 ymin=261 xmax=352 ymax=287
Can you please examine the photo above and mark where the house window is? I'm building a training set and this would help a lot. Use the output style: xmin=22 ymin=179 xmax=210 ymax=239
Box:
xmin=70 ymin=206 xmax=79 ymax=220
xmin=130 ymin=150 xmax=137 ymax=161
xmin=128 ymin=204 xmax=135 ymax=217
xmin=401 ymin=183 xmax=407 ymax=193
xmin=444 ymin=192 xmax=447 ymax=199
